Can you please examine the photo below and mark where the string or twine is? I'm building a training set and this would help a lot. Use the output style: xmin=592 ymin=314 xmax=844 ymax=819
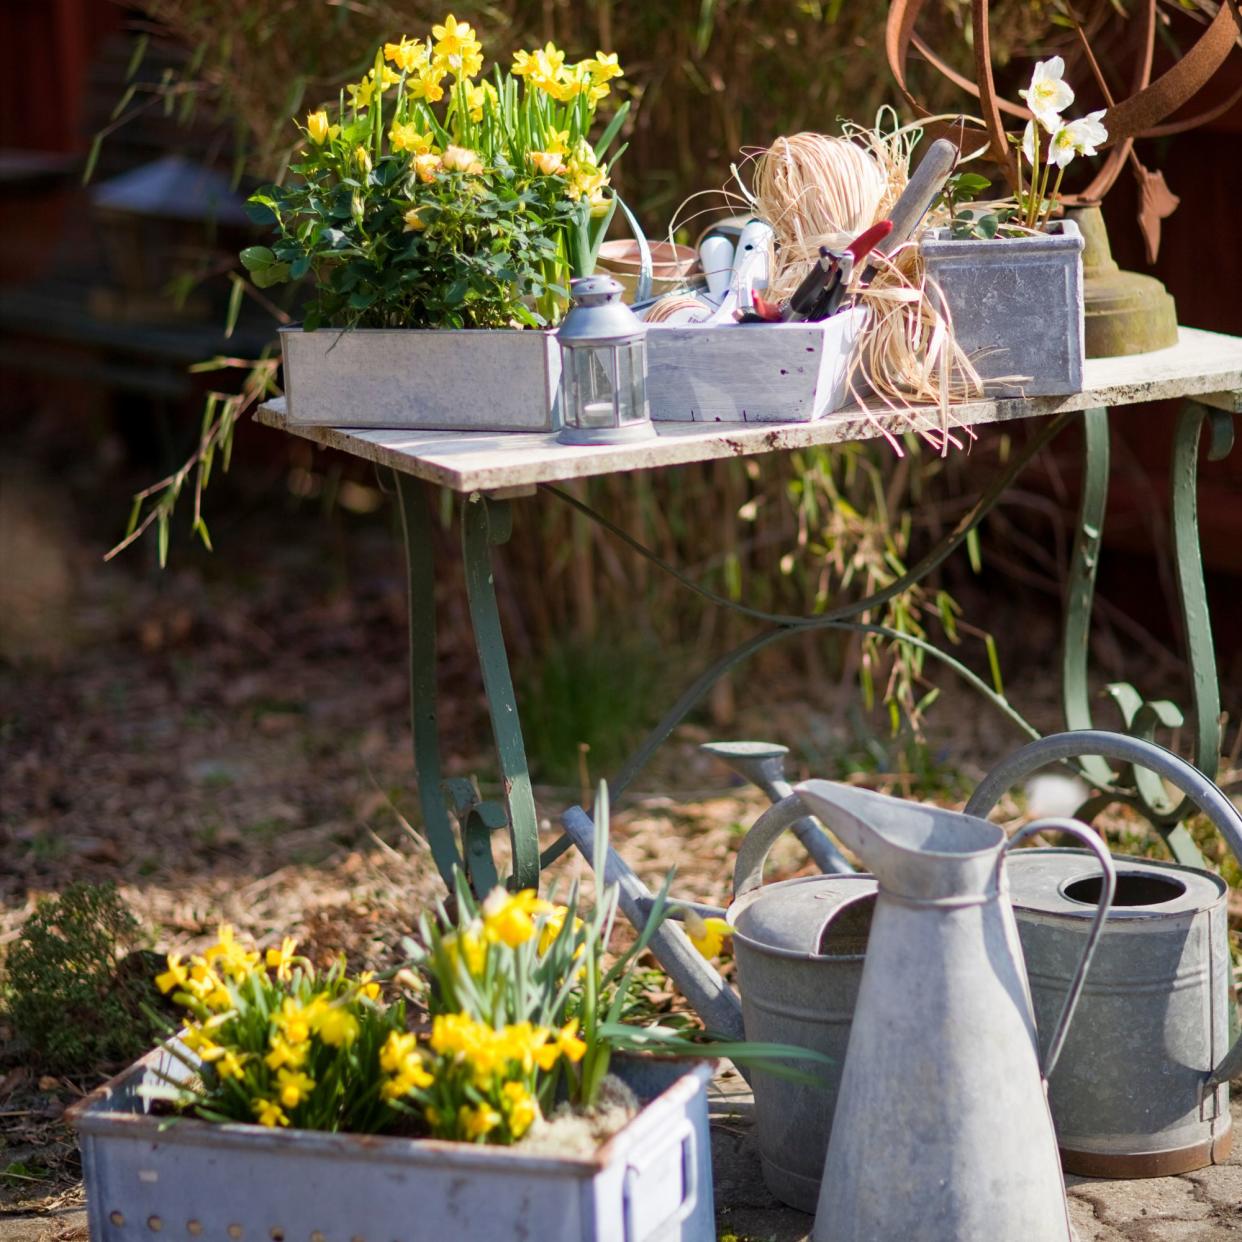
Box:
xmin=642 ymin=294 xmax=712 ymax=324
xmin=747 ymin=124 xmax=986 ymax=436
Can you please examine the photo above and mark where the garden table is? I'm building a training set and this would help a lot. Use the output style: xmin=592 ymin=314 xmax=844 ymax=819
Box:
xmin=257 ymin=325 xmax=1242 ymax=896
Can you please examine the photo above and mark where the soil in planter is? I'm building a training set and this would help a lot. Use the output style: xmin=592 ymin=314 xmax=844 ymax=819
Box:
xmin=516 ymin=1075 xmax=639 ymax=1157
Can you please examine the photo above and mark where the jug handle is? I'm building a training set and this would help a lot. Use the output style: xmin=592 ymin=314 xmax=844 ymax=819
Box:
xmin=1003 ymin=818 xmax=1116 ymax=1082
xmin=733 ymin=795 xmax=815 ymax=897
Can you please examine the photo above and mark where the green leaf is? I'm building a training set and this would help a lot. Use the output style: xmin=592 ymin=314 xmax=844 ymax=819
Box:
xmin=238 ymin=245 xmax=276 ymax=272
xmin=224 ymin=275 xmax=244 ymax=339
xmin=82 ymin=133 xmax=103 ymax=185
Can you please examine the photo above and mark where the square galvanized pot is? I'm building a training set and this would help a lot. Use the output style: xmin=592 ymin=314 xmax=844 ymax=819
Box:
xmin=646 ymin=306 xmax=868 ymax=423
xmin=69 ymin=1046 xmax=715 ymax=1242
xmin=279 ymin=325 xmax=561 ymax=431
xmin=919 ymin=219 xmax=1084 ymax=397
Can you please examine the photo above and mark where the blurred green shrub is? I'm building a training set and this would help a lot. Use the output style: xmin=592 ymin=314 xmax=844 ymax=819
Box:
xmin=3 ymin=884 xmax=158 ymax=1076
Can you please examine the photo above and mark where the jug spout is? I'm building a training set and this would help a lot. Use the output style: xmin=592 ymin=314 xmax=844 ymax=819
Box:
xmin=794 ymin=781 xmax=1005 ymax=903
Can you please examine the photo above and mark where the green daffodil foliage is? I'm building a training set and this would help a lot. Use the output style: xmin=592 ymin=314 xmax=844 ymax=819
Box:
xmin=241 ymin=16 xmax=630 ymax=330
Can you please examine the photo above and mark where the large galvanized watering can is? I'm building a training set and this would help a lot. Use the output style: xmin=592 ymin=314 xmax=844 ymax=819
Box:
xmin=965 ymin=730 xmax=1242 ymax=1178
xmin=794 ymin=780 xmax=1116 ymax=1242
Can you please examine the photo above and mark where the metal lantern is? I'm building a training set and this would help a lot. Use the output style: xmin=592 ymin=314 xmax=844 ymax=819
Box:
xmin=556 ymin=275 xmax=654 ymax=445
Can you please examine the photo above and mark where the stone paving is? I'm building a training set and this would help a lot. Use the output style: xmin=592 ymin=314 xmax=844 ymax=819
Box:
xmin=709 ymin=1080 xmax=1241 ymax=1241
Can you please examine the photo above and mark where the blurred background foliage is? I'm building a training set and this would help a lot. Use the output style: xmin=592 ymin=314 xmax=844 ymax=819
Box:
xmin=29 ymin=0 xmax=1235 ymax=785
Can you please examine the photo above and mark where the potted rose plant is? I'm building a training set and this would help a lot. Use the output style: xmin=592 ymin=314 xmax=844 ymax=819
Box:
xmin=69 ymin=800 xmax=823 ymax=1241
xmin=242 ymin=16 xmax=630 ymax=431
xmin=919 ymin=57 xmax=1106 ymax=397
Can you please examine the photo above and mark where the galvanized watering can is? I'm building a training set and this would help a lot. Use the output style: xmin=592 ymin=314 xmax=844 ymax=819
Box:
xmin=725 ymin=800 xmax=878 ymax=1212
xmin=563 ymin=795 xmax=876 ymax=1213
xmin=794 ymin=780 xmax=1116 ymax=1242
xmin=965 ymin=730 xmax=1242 ymax=1178
xmin=1006 ymin=851 xmax=1240 ymax=1176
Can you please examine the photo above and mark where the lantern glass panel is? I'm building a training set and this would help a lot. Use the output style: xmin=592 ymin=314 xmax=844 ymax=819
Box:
xmin=568 ymin=345 xmax=618 ymax=428
xmin=614 ymin=340 xmax=648 ymax=423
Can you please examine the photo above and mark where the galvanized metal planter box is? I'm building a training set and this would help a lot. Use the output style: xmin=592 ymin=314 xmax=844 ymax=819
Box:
xmin=920 ymin=219 xmax=1084 ymax=398
xmin=70 ymin=1046 xmax=715 ymax=1242
xmin=279 ymin=325 xmax=562 ymax=431
xmin=646 ymin=306 xmax=868 ymax=423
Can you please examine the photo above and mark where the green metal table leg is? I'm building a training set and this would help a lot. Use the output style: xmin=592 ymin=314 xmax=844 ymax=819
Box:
xmin=1056 ymin=402 xmax=1238 ymax=864
xmin=395 ymin=472 xmax=464 ymax=889
xmin=1061 ymin=409 xmax=1117 ymax=791
xmin=461 ymin=493 xmax=541 ymax=892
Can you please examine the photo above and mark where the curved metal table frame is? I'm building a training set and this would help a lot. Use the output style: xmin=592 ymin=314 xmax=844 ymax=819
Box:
xmin=256 ymin=328 xmax=1242 ymax=892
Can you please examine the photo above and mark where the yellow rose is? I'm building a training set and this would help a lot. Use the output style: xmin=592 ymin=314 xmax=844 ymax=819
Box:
xmin=442 ymin=145 xmax=483 ymax=174
xmin=529 ymin=150 xmax=565 ymax=176
xmin=305 ymin=110 xmax=338 ymax=145
xmin=403 ymin=207 xmax=427 ymax=232
xmin=412 ymin=152 xmax=442 ymax=184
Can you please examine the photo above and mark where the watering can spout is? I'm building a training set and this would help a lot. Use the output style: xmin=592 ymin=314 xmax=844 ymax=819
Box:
xmin=794 ymin=780 xmax=1005 ymax=902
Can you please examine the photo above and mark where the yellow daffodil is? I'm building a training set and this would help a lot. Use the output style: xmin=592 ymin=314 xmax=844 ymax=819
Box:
xmin=384 ymin=36 xmax=427 ymax=74
xmin=459 ymin=1101 xmax=501 ymax=1139
xmin=155 ymin=952 xmax=189 ymax=995
xmin=312 ymin=1002 xmax=360 ymax=1047
xmin=380 ymin=1030 xmax=418 ymax=1073
xmin=441 ymin=144 xmax=483 ymax=175
xmin=465 ymin=80 xmax=497 ymax=123
xmin=264 ymin=1035 xmax=308 ymax=1071
xmin=347 ymin=77 xmax=377 ymax=110
xmin=215 ymin=1049 xmax=249 ymax=1080
xmin=403 ymin=206 xmax=427 ymax=232
xmin=436 ymin=44 xmax=484 ymax=81
xmin=357 ymin=971 xmax=381 ymax=1002
xmin=276 ymin=1068 xmax=316 ymax=1109
xmin=511 ymin=49 xmax=534 ymax=77
xmin=275 ymin=997 xmax=313 ymax=1044
xmin=406 ymin=67 xmax=447 ymax=104
xmin=481 ymin=889 xmax=554 ymax=948
xmin=389 ymin=123 xmax=436 ymax=156
xmin=412 ymin=152 xmax=442 ymax=184
xmin=544 ymin=129 xmax=571 ymax=157
xmin=556 ymin=1018 xmax=587 ymax=1063
xmin=528 ymin=150 xmax=565 ymax=176
xmin=502 ymin=1081 xmax=538 ymax=1137
xmin=584 ymin=51 xmax=622 ymax=82
xmin=684 ymin=911 xmax=733 ymax=960
xmin=431 ymin=14 xmax=480 ymax=59
xmin=252 ymin=1098 xmax=289 ymax=1128
xmin=183 ymin=960 xmax=233 ymax=1010
xmin=205 ymin=925 xmax=260 ymax=981
xmin=265 ymin=936 xmax=299 ymax=982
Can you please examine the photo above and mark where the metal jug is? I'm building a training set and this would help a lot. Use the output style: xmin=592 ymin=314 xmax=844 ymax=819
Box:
xmin=1007 ymin=849 xmax=1241 ymax=1176
xmin=795 ymin=781 xmax=1115 ymax=1242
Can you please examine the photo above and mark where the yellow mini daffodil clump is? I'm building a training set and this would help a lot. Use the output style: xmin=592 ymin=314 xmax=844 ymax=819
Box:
xmin=241 ymin=15 xmax=629 ymax=330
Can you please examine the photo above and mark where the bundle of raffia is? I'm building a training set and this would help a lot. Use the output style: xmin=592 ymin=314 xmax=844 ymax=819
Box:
xmin=750 ymin=125 xmax=984 ymax=451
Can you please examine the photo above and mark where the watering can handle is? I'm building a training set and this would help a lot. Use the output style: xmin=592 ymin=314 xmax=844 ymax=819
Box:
xmin=733 ymin=795 xmax=814 ymax=898
xmin=1004 ymin=818 xmax=1116 ymax=1082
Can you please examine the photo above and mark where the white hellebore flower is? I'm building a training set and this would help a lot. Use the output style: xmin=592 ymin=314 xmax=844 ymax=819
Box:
xmin=1048 ymin=110 xmax=1109 ymax=169
xmin=1019 ymin=56 xmax=1075 ymax=132
xmin=1065 ymin=109 xmax=1108 ymax=157
xmin=1021 ymin=119 xmax=1041 ymax=166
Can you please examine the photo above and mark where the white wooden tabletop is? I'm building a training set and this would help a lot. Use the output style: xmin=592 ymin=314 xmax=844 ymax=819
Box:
xmin=255 ymin=327 xmax=1242 ymax=494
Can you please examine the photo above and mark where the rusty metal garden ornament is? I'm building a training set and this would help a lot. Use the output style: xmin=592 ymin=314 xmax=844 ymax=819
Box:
xmin=886 ymin=0 xmax=1242 ymax=354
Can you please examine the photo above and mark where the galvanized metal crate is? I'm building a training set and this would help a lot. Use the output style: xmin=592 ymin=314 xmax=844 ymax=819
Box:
xmin=279 ymin=325 xmax=562 ymax=431
xmin=70 ymin=1047 xmax=715 ymax=1242
xmin=919 ymin=219 xmax=1085 ymax=398
xmin=646 ymin=307 xmax=868 ymax=423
